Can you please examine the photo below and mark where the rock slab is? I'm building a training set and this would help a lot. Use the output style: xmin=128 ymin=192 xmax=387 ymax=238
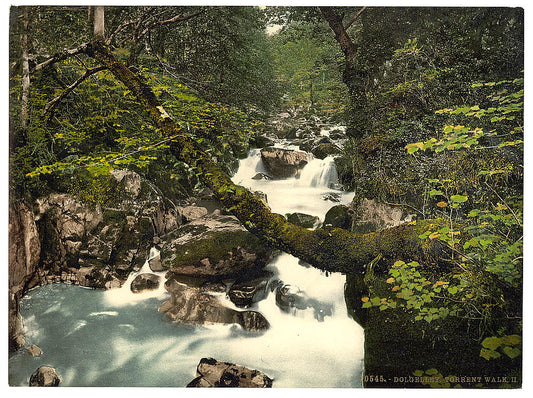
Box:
xmin=187 ymin=358 xmax=273 ymax=387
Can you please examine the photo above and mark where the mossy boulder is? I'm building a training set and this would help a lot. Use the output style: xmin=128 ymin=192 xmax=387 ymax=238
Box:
xmin=311 ymin=142 xmax=341 ymax=160
xmin=323 ymin=205 xmax=354 ymax=230
xmin=159 ymin=213 xmax=274 ymax=278
xmin=286 ymin=212 xmax=320 ymax=229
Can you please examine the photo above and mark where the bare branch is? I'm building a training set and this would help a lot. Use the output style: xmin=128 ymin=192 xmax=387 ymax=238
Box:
xmin=344 ymin=6 xmax=367 ymax=31
xmin=42 ymin=66 xmax=107 ymax=118
xmin=31 ymin=44 xmax=91 ymax=74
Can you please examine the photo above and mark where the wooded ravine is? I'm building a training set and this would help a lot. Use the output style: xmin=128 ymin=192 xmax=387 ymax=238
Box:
xmin=9 ymin=5 xmax=523 ymax=388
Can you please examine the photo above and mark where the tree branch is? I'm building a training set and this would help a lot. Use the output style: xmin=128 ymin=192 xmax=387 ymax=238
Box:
xmin=83 ymin=40 xmax=451 ymax=275
xmin=32 ymin=44 xmax=91 ymax=74
xmin=319 ymin=7 xmax=358 ymax=63
xmin=42 ymin=66 xmax=107 ymax=118
xmin=344 ymin=6 xmax=367 ymax=31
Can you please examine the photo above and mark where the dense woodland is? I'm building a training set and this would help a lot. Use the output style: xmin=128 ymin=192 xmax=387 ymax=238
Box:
xmin=9 ymin=6 xmax=523 ymax=387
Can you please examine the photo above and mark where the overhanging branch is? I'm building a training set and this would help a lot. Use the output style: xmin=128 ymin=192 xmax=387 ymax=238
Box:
xmin=82 ymin=40 xmax=449 ymax=275
xmin=42 ymin=66 xmax=107 ymax=118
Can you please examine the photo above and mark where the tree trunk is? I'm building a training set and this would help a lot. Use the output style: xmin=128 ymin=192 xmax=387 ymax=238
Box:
xmin=84 ymin=40 xmax=452 ymax=277
xmin=93 ymin=6 xmax=105 ymax=41
xmin=319 ymin=6 xmax=368 ymax=139
xmin=20 ymin=7 xmax=30 ymax=135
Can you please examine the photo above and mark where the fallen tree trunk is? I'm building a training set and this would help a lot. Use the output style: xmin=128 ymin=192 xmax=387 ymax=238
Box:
xmin=84 ymin=41 xmax=450 ymax=275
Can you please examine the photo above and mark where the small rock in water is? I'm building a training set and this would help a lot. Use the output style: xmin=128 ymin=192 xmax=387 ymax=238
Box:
xmin=251 ymin=172 xmax=272 ymax=180
xmin=228 ymin=271 xmax=273 ymax=308
xmin=26 ymin=344 xmax=43 ymax=357
xmin=130 ymin=273 xmax=160 ymax=293
xmin=187 ymin=357 xmax=273 ymax=388
xmin=322 ymin=192 xmax=341 ymax=202
xmin=159 ymin=276 xmax=269 ymax=332
xmin=286 ymin=212 xmax=320 ymax=229
xmin=275 ymin=284 xmax=333 ymax=321
xmin=29 ymin=366 xmax=61 ymax=387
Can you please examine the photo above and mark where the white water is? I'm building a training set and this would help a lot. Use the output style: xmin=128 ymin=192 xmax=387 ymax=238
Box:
xmin=232 ymin=147 xmax=353 ymax=219
xmin=9 ymin=127 xmax=364 ymax=387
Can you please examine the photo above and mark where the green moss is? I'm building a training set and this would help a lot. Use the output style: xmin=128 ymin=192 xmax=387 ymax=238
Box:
xmin=166 ymin=230 xmax=271 ymax=270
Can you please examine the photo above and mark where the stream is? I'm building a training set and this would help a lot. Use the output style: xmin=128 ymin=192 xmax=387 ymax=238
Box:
xmin=8 ymin=126 xmax=365 ymax=388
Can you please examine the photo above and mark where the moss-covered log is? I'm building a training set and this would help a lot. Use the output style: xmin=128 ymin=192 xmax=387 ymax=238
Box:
xmin=85 ymin=41 xmax=452 ymax=275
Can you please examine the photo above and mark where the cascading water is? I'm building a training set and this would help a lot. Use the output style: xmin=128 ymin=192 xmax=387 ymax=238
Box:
xmin=298 ymin=155 xmax=340 ymax=189
xmin=9 ymin=126 xmax=364 ymax=388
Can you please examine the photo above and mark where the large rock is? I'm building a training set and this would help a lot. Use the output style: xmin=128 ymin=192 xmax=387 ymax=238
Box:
xmin=286 ymin=212 xmax=319 ymax=229
xmin=324 ymin=205 xmax=354 ymax=230
xmin=130 ymin=273 xmax=161 ymax=293
xmin=159 ymin=213 xmax=273 ymax=278
xmin=159 ymin=276 xmax=269 ymax=332
xmin=32 ymin=170 xmax=184 ymax=289
xmin=29 ymin=366 xmax=61 ymax=387
xmin=311 ymin=142 xmax=341 ymax=159
xmin=260 ymin=147 xmax=308 ymax=178
xmin=187 ymin=358 xmax=273 ymax=388
xmin=228 ymin=270 xmax=274 ymax=308
xmin=351 ymin=198 xmax=415 ymax=233
xmin=9 ymin=202 xmax=41 ymax=352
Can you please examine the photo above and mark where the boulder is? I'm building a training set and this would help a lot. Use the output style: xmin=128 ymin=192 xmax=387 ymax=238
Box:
xmin=159 ymin=214 xmax=274 ymax=278
xmin=148 ymin=255 xmax=163 ymax=272
xmin=260 ymin=147 xmax=308 ymax=178
xmin=311 ymin=143 xmax=341 ymax=160
xmin=26 ymin=344 xmax=43 ymax=357
xmin=286 ymin=212 xmax=319 ymax=229
xmin=324 ymin=205 xmax=354 ymax=230
xmin=29 ymin=366 xmax=61 ymax=387
xmin=159 ymin=277 xmax=269 ymax=332
xmin=228 ymin=270 xmax=274 ymax=308
xmin=249 ymin=134 xmax=275 ymax=148
xmin=180 ymin=205 xmax=208 ymax=223
xmin=187 ymin=358 xmax=273 ymax=388
xmin=351 ymin=198 xmax=415 ymax=233
xmin=130 ymin=273 xmax=161 ymax=293
xmin=9 ymin=201 xmax=41 ymax=352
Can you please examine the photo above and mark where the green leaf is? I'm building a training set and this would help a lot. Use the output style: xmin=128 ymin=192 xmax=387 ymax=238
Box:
xmin=481 ymin=336 xmax=502 ymax=351
xmin=502 ymin=346 xmax=521 ymax=359
xmin=429 ymin=189 xmax=443 ymax=196
xmin=480 ymin=348 xmax=501 ymax=360
xmin=450 ymin=194 xmax=468 ymax=203
xmin=500 ymin=335 xmax=521 ymax=346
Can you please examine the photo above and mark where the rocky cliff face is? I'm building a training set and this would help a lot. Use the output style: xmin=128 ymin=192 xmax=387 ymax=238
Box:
xmin=9 ymin=201 xmax=41 ymax=352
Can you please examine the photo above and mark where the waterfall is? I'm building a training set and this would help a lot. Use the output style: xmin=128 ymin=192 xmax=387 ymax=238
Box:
xmin=103 ymin=247 xmax=168 ymax=307
xmin=299 ymin=156 xmax=339 ymax=189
